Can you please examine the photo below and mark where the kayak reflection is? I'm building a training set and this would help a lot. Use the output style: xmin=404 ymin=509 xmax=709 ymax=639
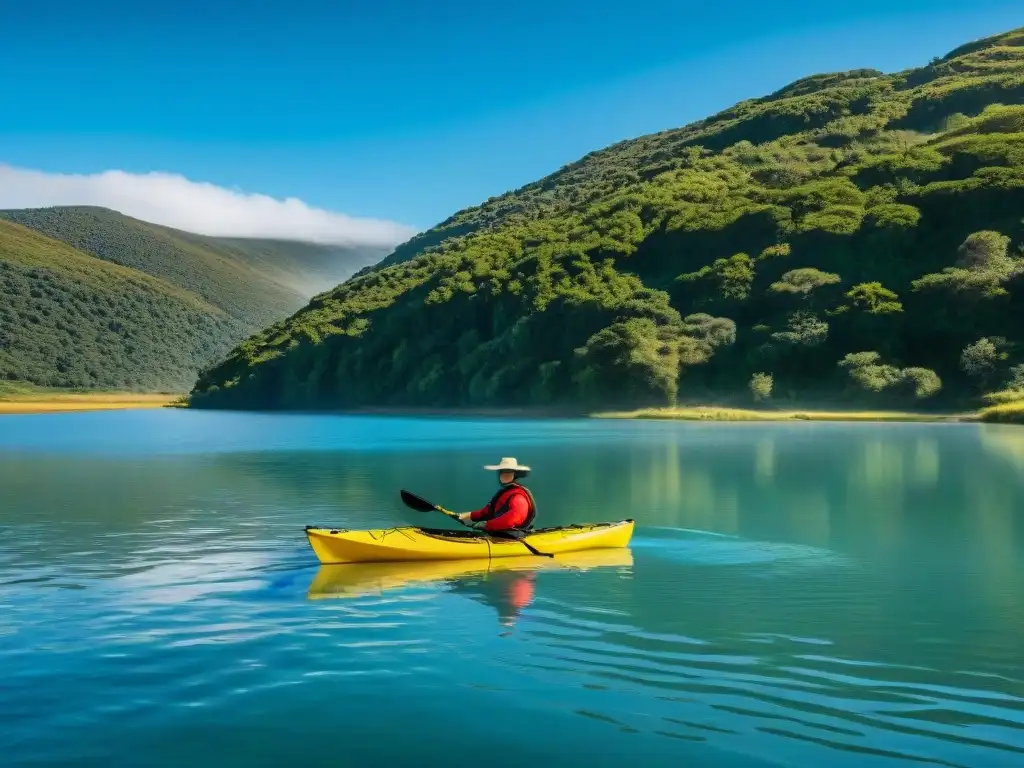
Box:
xmin=446 ymin=568 xmax=537 ymax=629
xmin=307 ymin=548 xmax=633 ymax=628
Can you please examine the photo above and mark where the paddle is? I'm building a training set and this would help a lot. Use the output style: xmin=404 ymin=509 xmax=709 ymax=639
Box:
xmin=399 ymin=489 xmax=553 ymax=558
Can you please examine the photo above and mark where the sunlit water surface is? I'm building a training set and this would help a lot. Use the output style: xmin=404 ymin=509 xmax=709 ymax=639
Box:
xmin=2 ymin=410 xmax=1023 ymax=767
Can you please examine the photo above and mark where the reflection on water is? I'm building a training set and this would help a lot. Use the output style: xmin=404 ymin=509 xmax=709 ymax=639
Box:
xmin=1 ymin=413 xmax=1023 ymax=767
xmin=307 ymin=549 xmax=635 ymax=630
xmin=980 ymin=424 xmax=1024 ymax=475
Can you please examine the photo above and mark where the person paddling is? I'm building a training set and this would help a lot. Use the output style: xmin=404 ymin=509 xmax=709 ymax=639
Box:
xmin=457 ymin=457 xmax=537 ymax=532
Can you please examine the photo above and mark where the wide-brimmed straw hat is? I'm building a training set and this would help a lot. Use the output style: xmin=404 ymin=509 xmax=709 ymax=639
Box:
xmin=484 ymin=457 xmax=530 ymax=472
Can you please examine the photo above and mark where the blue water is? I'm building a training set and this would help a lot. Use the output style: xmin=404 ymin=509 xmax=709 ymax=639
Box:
xmin=2 ymin=410 xmax=1024 ymax=767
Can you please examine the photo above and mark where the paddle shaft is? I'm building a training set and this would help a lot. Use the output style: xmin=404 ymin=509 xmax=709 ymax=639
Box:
xmin=487 ymin=528 xmax=554 ymax=558
xmin=400 ymin=489 xmax=554 ymax=558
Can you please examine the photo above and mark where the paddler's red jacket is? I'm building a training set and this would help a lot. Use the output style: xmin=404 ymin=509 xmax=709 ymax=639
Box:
xmin=470 ymin=483 xmax=536 ymax=531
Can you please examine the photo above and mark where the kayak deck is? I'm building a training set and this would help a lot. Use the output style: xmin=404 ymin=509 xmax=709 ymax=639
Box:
xmin=304 ymin=519 xmax=635 ymax=564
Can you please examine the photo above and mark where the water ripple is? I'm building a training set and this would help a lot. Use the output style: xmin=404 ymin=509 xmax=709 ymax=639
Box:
xmin=2 ymin=415 xmax=1024 ymax=768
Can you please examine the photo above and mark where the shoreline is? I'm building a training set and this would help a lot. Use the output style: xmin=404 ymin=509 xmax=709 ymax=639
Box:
xmin=2 ymin=395 xmax=1020 ymax=425
xmin=191 ymin=401 xmax=1004 ymax=424
xmin=347 ymin=405 xmax=974 ymax=423
xmin=592 ymin=406 xmax=978 ymax=423
xmin=0 ymin=392 xmax=182 ymax=415
xmin=337 ymin=405 xmax=587 ymax=420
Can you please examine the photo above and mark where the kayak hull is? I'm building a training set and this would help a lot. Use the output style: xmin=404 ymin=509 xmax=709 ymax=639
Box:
xmin=304 ymin=519 xmax=635 ymax=564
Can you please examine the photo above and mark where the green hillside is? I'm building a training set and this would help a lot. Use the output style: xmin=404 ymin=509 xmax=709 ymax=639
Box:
xmin=0 ymin=207 xmax=296 ymax=328
xmin=0 ymin=206 xmax=389 ymax=391
xmin=0 ymin=207 xmax=387 ymax=326
xmin=189 ymin=27 xmax=1024 ymax=414
xmin=0 ymin=219 xmax=237 ymax=390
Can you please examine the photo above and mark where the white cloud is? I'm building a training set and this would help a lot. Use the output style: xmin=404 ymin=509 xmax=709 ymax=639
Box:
xmin=0 ymin=164 xmax=418 ymax=248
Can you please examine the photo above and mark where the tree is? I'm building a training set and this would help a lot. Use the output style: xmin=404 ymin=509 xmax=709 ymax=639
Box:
xmin=912 ymin=230 xmax=1023 ymax=299
xmin=677 ymin=254 xmax=755 ymax=302
xmin=956 ymin=231 xmax=1011 ymax=272
xmin=572 ymin=318 xmax=684 ymax=407
xmin=757 ymin=243 xmax=791 ymax=262
xmin=844 ymin=282 xmax=903 ymax=314
xmin=749 ymin=372 xmax=773 ymax=402
xmin=960 ymin=337 xmax=1009 ymax=387
xmin=768 ymin=268 xmax=841 ymax=296
xmin=771 ymin=311 xmax=828 ymax=347
xmin=682 ymin=313 xmax=737 ymax=348
xmin=898 ymin=367 xmax=943 ymax=400
xmin=1009 ymin=365 xmax=1024 ymax=390
xmin=838 ymin=351 xmax=941 ymax=401
xmin=838 ymin=351 xmax=902 ymax=394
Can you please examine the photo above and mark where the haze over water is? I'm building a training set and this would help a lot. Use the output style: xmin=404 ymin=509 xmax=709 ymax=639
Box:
xmin=2 ymin=411 xmax=1023 ymax=767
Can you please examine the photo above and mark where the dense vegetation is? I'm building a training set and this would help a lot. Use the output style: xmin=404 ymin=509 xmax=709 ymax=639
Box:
xmin=0 ymin=220 xmax=236 ymax=390
xmin=0 ymin=207 xmax=384 ymax=390
xmin=191 ymin=27 xmax=1024 ymax=414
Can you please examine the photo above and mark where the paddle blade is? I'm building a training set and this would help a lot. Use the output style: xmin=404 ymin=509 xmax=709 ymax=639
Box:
xmin=400 ymin=489 xmax=438 ymax=513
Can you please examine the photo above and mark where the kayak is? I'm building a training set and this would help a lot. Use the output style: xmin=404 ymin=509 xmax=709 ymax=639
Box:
xmin=306 ymin=547 xmax=633 ymax=599
xmin=303 ymin=519 xmax=635 ymax=564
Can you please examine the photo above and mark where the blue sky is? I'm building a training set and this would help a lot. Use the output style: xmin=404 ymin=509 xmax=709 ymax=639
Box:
xmin=1 ymin=0 xmax=1022 ymax=240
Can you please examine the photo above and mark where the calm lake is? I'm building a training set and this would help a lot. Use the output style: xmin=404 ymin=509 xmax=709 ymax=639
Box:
xmin=2 ymin=411 xmax=1023 ymax=767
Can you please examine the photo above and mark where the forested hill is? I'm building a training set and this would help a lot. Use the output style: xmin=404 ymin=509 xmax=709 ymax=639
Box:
xmin=190 ymin=26 xmax=1024 ymax=413
xmin=0 ymin=219 xmax=235 ymax=391
xmin=0 ymin=207 xmax=385 ymax=328
xmin=0 ymin=207 xmax=386 ymax=390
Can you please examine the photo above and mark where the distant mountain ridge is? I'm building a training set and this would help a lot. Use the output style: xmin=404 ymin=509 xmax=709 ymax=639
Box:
xmin=211 ymin=236 xmax=392 ymax=298
xmin=0 ymin=206 xmax=386 ymax=322
xmin=0 ymin=206 xmax=388 ymax=390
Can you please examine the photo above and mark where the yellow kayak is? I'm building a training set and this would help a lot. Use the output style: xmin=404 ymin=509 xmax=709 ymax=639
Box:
xmin=303 ymin=519 xmax=635 ymax=564
xmin=307 ymin=547 xmax=634 ymax=599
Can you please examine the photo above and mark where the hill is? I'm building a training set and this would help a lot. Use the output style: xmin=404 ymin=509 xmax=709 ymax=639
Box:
xmin=0 ymin=219 xmax=237 ymax=390
xmin=0 ymin=206 xmax=388 ymax=391
xmin=0 ymin=207 xmax=384 ymax=327
xmin=189 ymin=27 xmax=1024 ymax=414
